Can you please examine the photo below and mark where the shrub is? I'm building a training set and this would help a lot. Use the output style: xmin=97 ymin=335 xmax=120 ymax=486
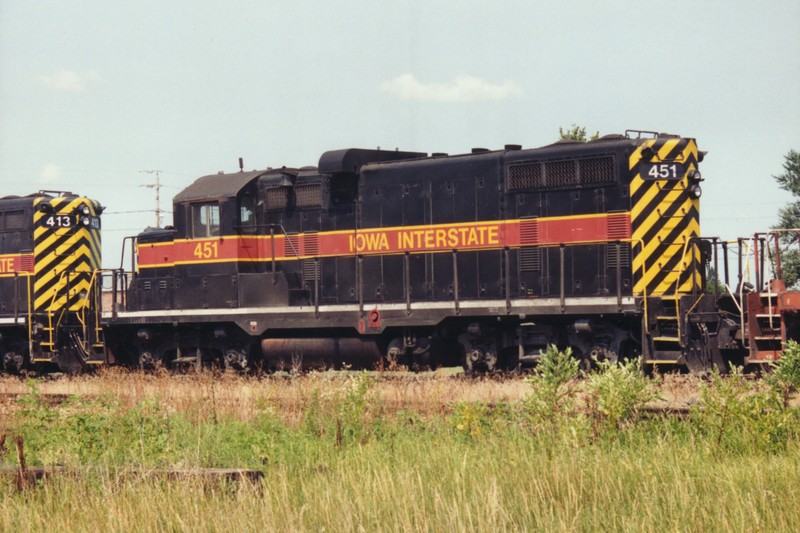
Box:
xmin=585 ymin=357 xmax=657 ymax=434
xmin=769 ymin=339 xmax=800 ymax=406
xmin=691 ymin=367 xmax=800 ymax=454
xmin=523 ymin=345 xmax=581 ymax=434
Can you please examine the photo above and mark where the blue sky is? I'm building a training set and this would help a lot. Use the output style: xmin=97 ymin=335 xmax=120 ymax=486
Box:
xmin=1 ymin=0 xmax=799 ymax=268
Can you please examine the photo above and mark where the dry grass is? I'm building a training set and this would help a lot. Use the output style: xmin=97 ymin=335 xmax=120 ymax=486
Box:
xmin=0 ymin=369 xmax=529 ymax=424
xmin=0 ymin=368 xmax=711 ymax=429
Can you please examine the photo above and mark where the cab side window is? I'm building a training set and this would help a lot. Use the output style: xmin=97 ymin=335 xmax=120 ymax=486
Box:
xmin=191 ymin=202 xmax=220 ymax=238
xmin=239 ymin=194 xmax=256 ymax=232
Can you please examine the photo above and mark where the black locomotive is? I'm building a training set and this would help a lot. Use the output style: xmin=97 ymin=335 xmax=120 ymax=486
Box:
xmin=2 ymin=131 xmax=797 ymax=373
xmin=99 ymin=130 xmax=797 ymax=373
xmin=0 ymin=191 xmax=104 ymax=372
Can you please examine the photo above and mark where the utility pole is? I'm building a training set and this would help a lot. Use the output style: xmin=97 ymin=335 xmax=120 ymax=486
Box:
xmin=140 ymin=170 xmax=163 ymax=228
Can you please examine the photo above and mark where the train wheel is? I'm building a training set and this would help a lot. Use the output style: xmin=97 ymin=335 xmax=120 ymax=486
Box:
xmin=3 ymin=350 xmax=27 ymax=373
xmin=138 ymin=350 xmax=163 ymax=371
xmin=223 ymin=348 xmax=249 ymax=372
xmin=462 ymin=343 xmax=498 ymax=374
xmin=385 ymin=338 xmax=406 ymax=370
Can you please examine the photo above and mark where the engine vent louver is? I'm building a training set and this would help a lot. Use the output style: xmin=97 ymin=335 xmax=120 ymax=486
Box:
xmin=295 ymin=183 xmax=323 ymax=208
xmin=508 ymin=156 xmax=615 ymax=190
xmin=519 ymin=247 xmax=541 ymax=272
xmin=607 ymin=243 xmax=631 ymax=268
xmin=266 ymin=187 xmax=289 ymax=210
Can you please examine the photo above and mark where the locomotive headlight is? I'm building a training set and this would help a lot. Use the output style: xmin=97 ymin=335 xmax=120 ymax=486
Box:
xmin=688 ymin=184 xmax=702 ymax=199
xmin=687 ymin=169 xmax=703 ymax=183
xmin=80 ymin=205 xmax=91 ymax=215
xmin=81 ymin=216 xmax=91 ymax=226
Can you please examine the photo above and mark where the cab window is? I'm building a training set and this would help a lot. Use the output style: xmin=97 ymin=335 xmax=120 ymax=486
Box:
xmin=239 ymin=194 xmax=256 ymax=232
xmin=191 ymin=202 xmax=220 ymax=238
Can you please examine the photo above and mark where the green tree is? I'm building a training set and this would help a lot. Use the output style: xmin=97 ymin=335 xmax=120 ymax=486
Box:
xmin=773 ymin=150 xmax=800 ymax=287
xmin=559 ymin=124 xmax=600 ymax=142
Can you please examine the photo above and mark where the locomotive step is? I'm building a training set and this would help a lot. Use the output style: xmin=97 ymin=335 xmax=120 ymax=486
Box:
xmin=172 ymin=356 xmax=201 ymax=364
xmin=747 ymin=352 xmax=780 ymax=363
xmin=651 ymin=336 xmax=681 ymax=342
xmin=647 ymin=349 xmax=682 ymax=359
xmin=656 ymin=316 xmax=679 ymax=320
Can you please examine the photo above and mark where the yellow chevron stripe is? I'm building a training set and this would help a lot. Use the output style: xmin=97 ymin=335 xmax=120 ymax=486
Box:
xmin=32 ymin=196 xmax=101 ymax=313
xmin=629 ymin=140 xmax=657 ymax=170
xmin=630 ymin=137 xmax=701 ymax=296
xmin=634 ymin=216 xmax=700 ymax=295
xmin=631 ymin=194 xmax=695 ymax=271
xmin=34 ymin=241 xmax=94 ymax=280
xmin=636 ymin=218 xmax=699 ymax=277
xmin=38 ymin=281 xmax=93 ymax=311
xmin=656 ymin=139 xmax=680 ymax=161
xmin=629 ymin=177 xmax=664 ymax=223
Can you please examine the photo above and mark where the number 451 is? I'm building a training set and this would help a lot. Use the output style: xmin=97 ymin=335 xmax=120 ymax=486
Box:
xmin=648 ymin=163 xmax=679 ymax=179
xmin=193 ymin=241 xmax=219 ymax=259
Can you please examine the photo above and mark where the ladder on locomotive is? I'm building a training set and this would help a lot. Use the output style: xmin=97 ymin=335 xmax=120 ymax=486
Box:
xmin=39 ymin=269 xmax=104 ymax=363
xmin=647 ymin=238 xmax=702 ymax=365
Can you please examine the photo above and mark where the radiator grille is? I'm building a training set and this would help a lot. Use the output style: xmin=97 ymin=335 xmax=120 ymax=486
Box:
xmin=508 ymin=156 xmax=616 ymax=190
xmin=266 ymin=187 xmax=289 ymax=210
xmin=295 ymin=184 xmax=323 ymax=208
xmin=546 ymin=160 xmax=577 ymax=187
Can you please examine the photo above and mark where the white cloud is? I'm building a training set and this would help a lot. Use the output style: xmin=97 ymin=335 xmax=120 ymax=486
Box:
xmin=39 ymin=70 xmax=101 ymax=92
xmin=40 ymin=164 xmax=61 ymax=183
xmin=382 ymin=73 xmax=523 ymax=102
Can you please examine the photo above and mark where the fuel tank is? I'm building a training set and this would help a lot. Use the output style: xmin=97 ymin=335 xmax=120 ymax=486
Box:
xmin=260 ymin=338 xmax=383 ymax=371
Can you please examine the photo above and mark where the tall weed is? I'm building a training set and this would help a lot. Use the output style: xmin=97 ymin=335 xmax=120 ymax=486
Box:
xmin=769 ymin=339 xmax=800 ymax=406
xmin=522 ymin=345 xmax=580 ymax=435
xmin=691 ymin=367 xmax=800 ymax=454
xmin=300 ymin=372 xmax=376 ymax=447
xmin=585 ymin=357 xmax=657 ymax=435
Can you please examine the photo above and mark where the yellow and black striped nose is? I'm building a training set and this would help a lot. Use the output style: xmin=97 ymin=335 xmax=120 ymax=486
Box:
xmin=32 ymin=196 xmax=102 ymax=312
xmin=630 ymin=137 xmax=702 ymax=297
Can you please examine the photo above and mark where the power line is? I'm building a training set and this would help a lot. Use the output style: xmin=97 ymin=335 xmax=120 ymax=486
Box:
xmin=104 ymin=209 xmax=173 ymax=215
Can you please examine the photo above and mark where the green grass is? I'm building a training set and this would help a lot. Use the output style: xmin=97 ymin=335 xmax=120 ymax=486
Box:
xmin=2 ymin=368 xmax=800 ymax=532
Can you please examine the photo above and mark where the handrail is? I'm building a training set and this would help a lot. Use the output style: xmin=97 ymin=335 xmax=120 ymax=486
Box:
xmin=265 ymin=223 xmax=302 ymax=258
xmin=671 ymin=237 xmax=697 ymax=341
xmin=516 ymin=237 xmax=650 ymax=329
xmin=740 ymin=238 xmax=754 ymax=348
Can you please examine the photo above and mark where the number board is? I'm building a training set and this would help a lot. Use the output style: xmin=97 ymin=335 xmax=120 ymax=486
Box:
xmin=639 ymin=162 xmax=686 ymax=181
xmin=40 ymin=214 xmax=76 ymax=228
